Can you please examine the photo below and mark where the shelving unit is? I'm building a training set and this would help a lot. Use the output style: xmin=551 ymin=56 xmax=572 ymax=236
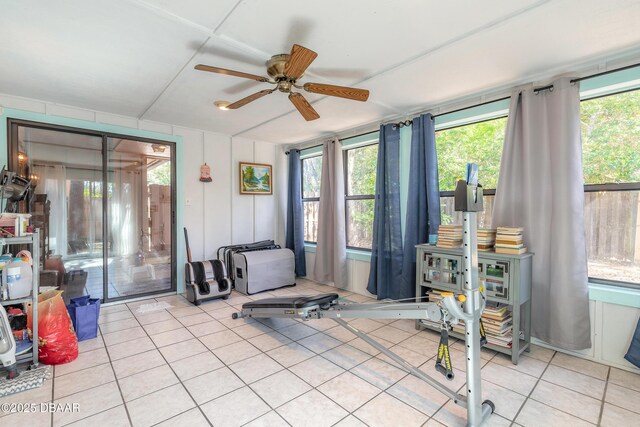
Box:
xmin=0 ymin=230 xmax=40 ymax=368
xmin=416 ymin=243 xmax=532 ymax=364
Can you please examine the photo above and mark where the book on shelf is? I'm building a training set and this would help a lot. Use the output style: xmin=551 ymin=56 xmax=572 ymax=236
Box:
xmin=438 ymin=235 xmax=463 ymax=241
xmin=495 ymin=237 xmax=523 ymax=244
xmin=437 ymin=242 xmax=462 ymax=248
xmin=496 ymin=227 xmax=523 ymax=234
xmin=494 ymin=226 xmax=526 ymax=255
xmin=495 ymin=243 xmax=525 ymax=249
xmin=484 ymin=301 xmax=509 ymax=313
xmin=477 ymin=228 xmax=497 ymax=251
xmin=437 ymin=224 xmax=463 ymax=248
xmin=482 ymin=315 xmax=512 ymax=326
xmin=486 ymin=334 xmax=513 ymax=348
xmin=483 ymin=322 xmax=513 ymax=335
xmin=495 ymin=247 xmax=527 ymax=255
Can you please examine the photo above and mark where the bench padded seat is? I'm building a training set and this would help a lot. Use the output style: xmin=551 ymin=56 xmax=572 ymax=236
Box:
xmin=242 ymin=293 xmax=339 ymax=309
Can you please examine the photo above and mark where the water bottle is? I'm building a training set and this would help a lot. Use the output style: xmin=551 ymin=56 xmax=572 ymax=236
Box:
xmin=3 ymin=258 xmax=32 ymax=300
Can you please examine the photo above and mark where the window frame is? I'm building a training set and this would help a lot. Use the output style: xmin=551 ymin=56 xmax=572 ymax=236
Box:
xmin=435 ymin=113 xmax=507 ymax=235
xmin=301 ymin=154 xmax=322 ymax=244
xmin=579 ymin=87 xmax=640 ymax=290
xmin=343 ymin=141 xmax=378 ymax=251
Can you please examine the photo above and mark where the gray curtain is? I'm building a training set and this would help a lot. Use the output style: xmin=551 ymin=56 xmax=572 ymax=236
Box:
xmin=367 ymin=124 xmax=403 ymax=299
xmin=285 ymin=149 xmax=306 ymax=276
xmin=492 ymin=78 xmax=591 ymax=350
xmin=401 ymin=114 xmax=441 ymax=299
xmin=313 ymin=138 xmax=347 ymax=287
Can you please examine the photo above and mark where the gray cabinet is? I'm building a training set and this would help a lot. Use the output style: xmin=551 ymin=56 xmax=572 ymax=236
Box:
xmin=415 ymin=244 xmax=533 ymax=364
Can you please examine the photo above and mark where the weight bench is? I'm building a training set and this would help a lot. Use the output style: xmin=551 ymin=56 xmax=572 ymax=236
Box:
xmin=233 ymin=171 xmax=495 ymax=427
xmin=233 ymin=292 xmax=494 ymax=427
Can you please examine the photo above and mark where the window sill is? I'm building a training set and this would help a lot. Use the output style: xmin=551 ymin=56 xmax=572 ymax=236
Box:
xmin=588 ymin=283 xmax=640 ymax=309
xmin=304 ymin=243 xmax=372 ymax=262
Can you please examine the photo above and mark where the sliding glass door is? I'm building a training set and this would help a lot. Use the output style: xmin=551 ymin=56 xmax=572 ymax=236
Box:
xmin=9 ymin=120 xmax=176 ymax=303
xmin=106 ymin=137 xmax=173 ymax=299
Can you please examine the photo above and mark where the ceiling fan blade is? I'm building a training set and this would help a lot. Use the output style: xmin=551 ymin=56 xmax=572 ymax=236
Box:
xmin=289 ymin=93 xmax=320 ymax=121
xmin=303 ymin=82 xmax=369 ymax=102
xmin=195 ymin=64 xmax=269 ymax=82
xmin=284 ymin=44 xmax=318 ymax=80
xmin=226 ymin=89 xmax=275 ymax=109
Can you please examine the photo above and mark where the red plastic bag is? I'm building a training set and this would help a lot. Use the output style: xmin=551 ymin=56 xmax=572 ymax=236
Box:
xmin=27 ymin=290 xmax=78 ymax=365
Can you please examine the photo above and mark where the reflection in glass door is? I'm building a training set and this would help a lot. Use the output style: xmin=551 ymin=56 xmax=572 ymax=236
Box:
xmin=10 ymin=120 xmax=175 ymax=303
xmin=106 ymin=138 xmax=173 ymax=298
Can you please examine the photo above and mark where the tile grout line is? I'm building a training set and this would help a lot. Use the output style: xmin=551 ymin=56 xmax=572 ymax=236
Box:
xmin=597 ymin=367 xmax=611 ymax=426
xmin=186 ymin=306 xmax=295 ymax=426
xmin=194 ymin=289 xmax=380 ymax=424
xmin=54 ymin=321 xmax=135 ymax=426
xmin=44 ymin=286 xmax=318 ymax=425
xmin=95 ymin=313 xmax=135 ymax=427
xmin=508 ymin=350 xmax=555 ymax=425
xmin=132 ymin=297 xmax=214 ymax=427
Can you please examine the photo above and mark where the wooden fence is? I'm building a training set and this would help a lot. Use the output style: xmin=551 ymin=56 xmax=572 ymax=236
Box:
xmin=441 ymin=192 xmax=640 ymax=263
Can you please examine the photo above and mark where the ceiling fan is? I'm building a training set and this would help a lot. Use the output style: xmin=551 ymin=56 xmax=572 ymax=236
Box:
xmin=195 ymin=44 xmax=369 ymax=121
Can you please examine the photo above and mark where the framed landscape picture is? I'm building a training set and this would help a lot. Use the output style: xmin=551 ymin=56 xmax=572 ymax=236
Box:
xmin=240 ymin=162 xmax=272 ymax=195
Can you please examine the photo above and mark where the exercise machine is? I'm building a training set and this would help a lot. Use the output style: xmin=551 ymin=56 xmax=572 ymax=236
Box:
xmin=232 ymin=166 xmax=493 ymax=427
xmin=184 ymin=228 xmax=232 ymax=305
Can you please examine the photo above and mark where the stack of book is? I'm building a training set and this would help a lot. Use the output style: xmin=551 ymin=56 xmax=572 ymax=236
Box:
xmin=424 ymin=291 xmax=516 ymax=349
xmin=477 ymin=228 xmax=497 ymax=252
xmin=436 ymin=225 xmax=463 ymax=248
xmin=495 ymin=227 xmax=527 ymax=255
xmin=482 ymin=302 xmax=513 ymax=348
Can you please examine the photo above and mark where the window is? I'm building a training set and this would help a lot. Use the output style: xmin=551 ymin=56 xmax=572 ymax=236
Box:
xmin=344 ymin=143 xmax=378 ymax=249
xmin=301 ymin=155 xmax=322 ymax=242
xmin=435 ymin=115 xmax=507 ymax=228
xmin=581 ymin=88 xmax=640 ymax=287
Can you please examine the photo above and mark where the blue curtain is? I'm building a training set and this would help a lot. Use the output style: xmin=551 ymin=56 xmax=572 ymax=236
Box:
xmin=401 ymin=114 xmax=441 ymax=299
xmin=367 ymin=124 xmax=403 ymax=299
xmin=285 ymin=149 xmax=306 ymax=276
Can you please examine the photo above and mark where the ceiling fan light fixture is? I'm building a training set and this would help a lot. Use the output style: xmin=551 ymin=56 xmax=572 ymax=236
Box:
xmin=195 ymin=44 xmax=369 ymax=121
xmin=151 ymin=144 xmax=166 ymax=153
xmin=214 ymin=101 xmax=231 ymax=110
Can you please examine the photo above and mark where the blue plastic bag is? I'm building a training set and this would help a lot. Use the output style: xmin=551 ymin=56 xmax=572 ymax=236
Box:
xmin=66 ymin=296 xmax=100 ymax=341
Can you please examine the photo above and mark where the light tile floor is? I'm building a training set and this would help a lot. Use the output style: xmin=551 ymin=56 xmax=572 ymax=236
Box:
xmin=2 ymin=279 xmax=640 ymax=426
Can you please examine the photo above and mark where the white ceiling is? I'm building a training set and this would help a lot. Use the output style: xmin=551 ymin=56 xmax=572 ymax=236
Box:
xmin=2 ymin=0 xmax=640 ymax=144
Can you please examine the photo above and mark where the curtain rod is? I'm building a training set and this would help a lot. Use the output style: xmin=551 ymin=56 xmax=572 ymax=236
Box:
xmin=285 ymin=137 xmax=343 ymax=154
xmin=383 ymin=94 xmax=512 ymax=128
xmin=285 ymin=142 xmax=323 ymax=155
xmin=294 ymin=61 xmax=640 ymax=147
xmin=533 ymin=61 xmax=640 ymax=94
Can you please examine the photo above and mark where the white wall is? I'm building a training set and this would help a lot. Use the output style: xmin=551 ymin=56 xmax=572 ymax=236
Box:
xmin=0 ymin=93 xmax=280 ymax=286
xmin=179 ymin=131 xmax=277 ymax=260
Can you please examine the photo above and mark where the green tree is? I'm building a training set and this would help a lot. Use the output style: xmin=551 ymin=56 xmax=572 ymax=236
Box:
xmin=244 ymin=166 xmax=258 ymax=184
xmin=435 ymin=118 xmax=507 ymax=192
xmin=581 ymin=90 xmax=640 ymax=184
xmin=147 ymin=161 xmax=171 ymax=185
xmin=346 ymin=144 xmax=378 ymax=247
xmin=302 ymin=156 xmax=322 ymax=197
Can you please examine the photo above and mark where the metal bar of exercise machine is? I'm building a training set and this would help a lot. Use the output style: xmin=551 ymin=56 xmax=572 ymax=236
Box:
xmin=232 ymin=168 xmax=493 ymax=427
